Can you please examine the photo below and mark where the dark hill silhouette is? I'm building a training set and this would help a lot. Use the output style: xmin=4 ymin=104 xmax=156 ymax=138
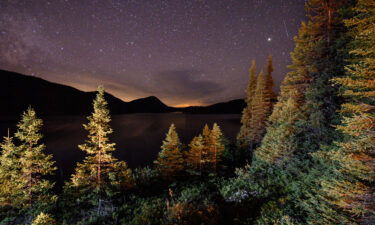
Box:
xmin=0 ymin=70 xmax=245 ymax=115
xmin=0 ymin=70 xmax=173 ymax=115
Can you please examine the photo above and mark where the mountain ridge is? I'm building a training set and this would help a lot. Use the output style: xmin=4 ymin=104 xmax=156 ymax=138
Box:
xmin=0 ymin=70 xmax=245 ymax=115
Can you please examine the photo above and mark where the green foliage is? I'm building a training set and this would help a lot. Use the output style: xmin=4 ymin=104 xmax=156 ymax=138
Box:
xmin=31 ymin=212 xmax=56 ymax=225
xmin=116 ymin=197 xmax=166 ymax=225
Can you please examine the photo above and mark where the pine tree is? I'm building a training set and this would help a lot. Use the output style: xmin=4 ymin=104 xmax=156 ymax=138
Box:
xmin=237 ymin=60 xmax=257 ymax=147
xmin=248 ymin=71 xmax=269 ymax=146
xmin=15 ymin=107 xmax=56 ymax=208
xmin=0 ymin=131 xmax=22 ymax=207
xmin=314 ymin=0 xmax=375 ymax=222
xmin=69 ymin=86 xmax=133 ymax=198
xmin=186 ymin=135 xmax=204 ymax=173
xmin=194 ymin=123 xmax=226 ymax=173
xmin=208 ymin=123 xmax=225 ymax=172
xmin=154 ymin=124 xmax=184 ymax=176
xmin=200 ymin=124 xmax=212 ymax=172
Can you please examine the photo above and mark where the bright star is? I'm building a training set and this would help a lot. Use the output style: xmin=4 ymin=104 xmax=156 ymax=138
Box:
xmin=267 ymin=37 xmax=272 ymax=42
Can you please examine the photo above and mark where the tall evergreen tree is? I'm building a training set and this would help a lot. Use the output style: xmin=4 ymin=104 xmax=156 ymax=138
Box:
xmin=0 ymin=131 xmax=22 ymax=207
xmin=248 ymin=71 xmax=270 ymax=146
xmin=238 ymin=0 xmax=356 ymax=223
xmin=301 ymin=0 xmax=353 ymax=151
xmin=154 ymin=124 xmax=184 ymax=176
xmin=314 ymin=0 xmax=375 ymax=222
xmin=208 ymin=123 xmax=225 ymax=172
xmin=68 ymin=87 xmax=132 ymax=199
xmin=238 ymin=57 xmax=276 ymax=151
xmin=186 ymin=135 xmax=204 ymax=174
xmin=237 ymin=60 xmax=257 ymax=147
xmin=200 ymin=124 xmax=212 ymax=171
xmin=15 ymin=108 xmax=56 ymax=208
xmin=255 ymin=0 xmax=353 ymax=164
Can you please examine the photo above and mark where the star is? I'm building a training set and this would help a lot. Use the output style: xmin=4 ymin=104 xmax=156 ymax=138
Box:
xmin=0 ymin=0 xmax=305 ymax=106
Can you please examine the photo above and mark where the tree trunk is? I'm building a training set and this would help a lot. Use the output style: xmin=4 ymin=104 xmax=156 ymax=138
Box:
xmin=98 ymin=130 xmax=102 ymax=188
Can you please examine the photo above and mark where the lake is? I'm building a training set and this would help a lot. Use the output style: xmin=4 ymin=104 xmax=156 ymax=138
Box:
xmin=0 ymin=113 xmax=241 ymax=183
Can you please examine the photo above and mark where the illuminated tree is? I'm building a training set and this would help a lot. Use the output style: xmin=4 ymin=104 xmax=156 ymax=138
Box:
xmin=208 ymin=123 xmax=225 ymax=172
xmin=154 ymin=124 xmax=184 ymax=176
xmin=238 ymin=57 xmax=275 ymax=150
xmin=314 ymin=0 xmax=375 ymax=221
xmin=186 ymin=135 xmax=204 ymax=173
xmin=68 ymin=87 xmax=133 ymax=200
xmin=15 ymin=108 xmax=56 ymax=207
xmin=196 ymin=123 xmax=226 ymax=173
xmin=242 ymin=0 xmax=357 ymax=223
xmin=0 ymin=131 xmax=22 ymax=207
xmin=237 ymin=60 xmax=257 ymax=147
xmin=247 ymin=71 xmax=271 ymax=146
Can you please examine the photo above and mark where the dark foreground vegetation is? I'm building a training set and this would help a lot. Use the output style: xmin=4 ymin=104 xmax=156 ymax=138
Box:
xmin=0 ymin=0 xmax=374 ymax=224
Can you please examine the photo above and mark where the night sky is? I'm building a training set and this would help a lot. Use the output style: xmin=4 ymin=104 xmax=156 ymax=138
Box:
xmin=0 ymin=0 xmax=306 ymax=107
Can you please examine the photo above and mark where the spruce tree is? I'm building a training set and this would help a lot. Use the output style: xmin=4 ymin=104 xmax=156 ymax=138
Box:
xmin=237 ymin=60 xmax=257 ymax=147
xmin=200 ymin=124 xmax=212 ymax=171
xmin=186 ymin=135 xmax=204 ymax=174
xmin=15 ymin=107 xmax=56 ymax=208
xmin=68 ymin=86 xmax=133 ymax=200
xmin=313 ymin=0 xmax=375 ymax=222
xmin=208 ymin=123 xmax=225 ymax=172
xmin=0 ymin=131 xmax=22 ymax=207
xmin=248 ymin=71 xmax=269 ymax=146
xmin=154 ymin=124 xmax=184 ymax=176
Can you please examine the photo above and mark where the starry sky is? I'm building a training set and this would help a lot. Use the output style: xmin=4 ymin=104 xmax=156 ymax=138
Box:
xmin=0 ymin=0 xmax=306 ymax=107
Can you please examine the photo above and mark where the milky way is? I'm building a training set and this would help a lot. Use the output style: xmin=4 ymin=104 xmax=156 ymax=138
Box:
xmin=0 ymin=0 xmax=306 ymax=106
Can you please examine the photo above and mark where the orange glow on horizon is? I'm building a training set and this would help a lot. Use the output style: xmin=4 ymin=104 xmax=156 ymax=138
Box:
xmin=172 ymin=103 xmax=206 ymax=108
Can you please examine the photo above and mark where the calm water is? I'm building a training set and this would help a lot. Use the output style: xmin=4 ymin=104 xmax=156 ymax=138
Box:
xmin=0 ymin=113 xmax=240 ymax=182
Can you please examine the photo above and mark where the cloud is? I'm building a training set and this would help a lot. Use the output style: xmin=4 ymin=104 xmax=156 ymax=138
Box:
xmin=148 ymin=69 xmax=224 ymax=105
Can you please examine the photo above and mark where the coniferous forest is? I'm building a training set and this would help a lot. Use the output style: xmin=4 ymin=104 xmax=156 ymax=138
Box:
xmin=0 ymin=0 xmax=374 ymax=224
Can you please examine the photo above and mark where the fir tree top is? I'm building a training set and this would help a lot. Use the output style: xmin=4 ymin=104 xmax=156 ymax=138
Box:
xmin=161 ymin=123 xmax=181 ymax=152
xmin=79 ymin=86 xmax=115 ymax=155
xmin=15 ymin=107 xmax=43 ymax=145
